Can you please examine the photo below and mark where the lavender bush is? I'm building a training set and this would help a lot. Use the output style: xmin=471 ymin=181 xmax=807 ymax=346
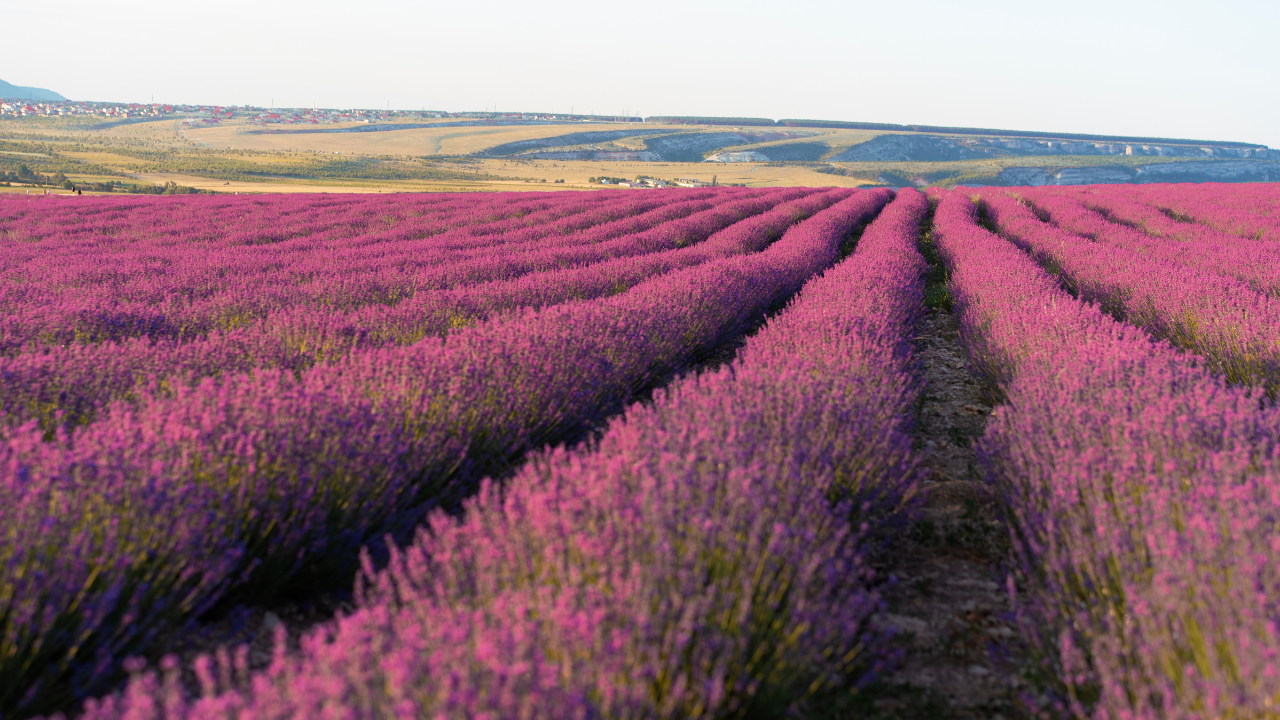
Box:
xmin=934 ymin=188 xmax=1280 ymax=719
xmin=977 ymin=189 xmax=1280 ymax=390
xmin=1 ymin=187 xmax=885 ymax=716
xmin=64 ymin=188 xmax=930 ymax=720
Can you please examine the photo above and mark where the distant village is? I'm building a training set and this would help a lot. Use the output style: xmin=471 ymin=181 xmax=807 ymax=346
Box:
xmin=0 ymin=99 xmax=639 ymax=128
xmin=0 ymin=99 xmax=175 ymax=120
xmin=0 ymin=99 xmax=445 ymax=126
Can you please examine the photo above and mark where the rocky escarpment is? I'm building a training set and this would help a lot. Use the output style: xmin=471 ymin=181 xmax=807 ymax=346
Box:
xmin=640 ymin=132 xmax=751 ymax=162
xmin=484 ymin=129 xmax=805 ymax=162
xmin=698 ymin=140 xmax=830 ymax=163
xmin=829 ymin=135 xmax=996 ymax=162
xmin=740 ymin=141 xmax=830 ymax=162
xmin=703 ymin=151 xmax=771 ymax=163
xmin=997 ymin=160 xmax=1280 ymax=186
xmin=642 ymin=130 xmax=801 ymax=161
xmin=483 ymin=129 xmax=662 ymax=156
xmin=830 ymin=134 xmax=1271 ymax=164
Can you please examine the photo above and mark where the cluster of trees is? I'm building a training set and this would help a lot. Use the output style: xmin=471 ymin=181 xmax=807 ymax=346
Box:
xmin=0 ymin=137 xmax=122 ymax=178
xmin=0 ymin=165 xmax=91 ymax=189
xmin=0 ymin=163 xmax=42 ymax=185
xmin=0 ymin=164 xmax=211 ymax=194
xmin=135 ymin=180 xmax=211 ymax=195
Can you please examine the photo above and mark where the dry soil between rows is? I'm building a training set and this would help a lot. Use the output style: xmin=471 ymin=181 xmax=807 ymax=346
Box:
xmin=867 ymin=305 xmax=1040 ymax=719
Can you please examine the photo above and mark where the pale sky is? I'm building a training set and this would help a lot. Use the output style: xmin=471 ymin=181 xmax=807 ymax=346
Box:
xmin=5 ymin=0 xmax=1278 ymax=147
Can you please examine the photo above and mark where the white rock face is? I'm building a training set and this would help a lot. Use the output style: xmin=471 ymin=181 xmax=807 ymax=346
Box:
xmin=703 ymin=151 xmax=771 ymax=163
xmin=1053 ymin=167 xmax=1135 ymax=185
xmin=643 ymin=132 xmax=752 ymax=161
xmin=594 ymin=151 xmax=660 ymax=161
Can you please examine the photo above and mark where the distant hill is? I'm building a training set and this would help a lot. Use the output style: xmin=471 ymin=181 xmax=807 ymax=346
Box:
xmin=632 ymin=115 xmax=1263 ymax=150
xmin=0 ymin=78 xmax=66 ymax=101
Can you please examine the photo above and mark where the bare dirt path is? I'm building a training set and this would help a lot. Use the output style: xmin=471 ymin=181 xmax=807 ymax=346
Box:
xmin=865 ymin=303 xmax=1034 ymax=719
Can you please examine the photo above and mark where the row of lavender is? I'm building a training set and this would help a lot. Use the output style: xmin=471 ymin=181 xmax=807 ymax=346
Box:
xmin=60 ymin=189 xmax=933 ymax=720
xmin=933 ymin=185 xmax=1280 ymax=719
xmin=973 ymin=188 xmax=1280 ymax=392
xmin=1104 ymin=182 xmax=1280 ymax=242
xmin=1 ymin=187 xmax=857 ymax=431
xmin=2 ymin=188 xmax=757 ymax=351
xmin=0 ymin=187 xmax=887 ymax=716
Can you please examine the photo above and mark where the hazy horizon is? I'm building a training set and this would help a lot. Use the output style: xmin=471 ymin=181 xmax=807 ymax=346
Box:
xmin=6 ymin=0 xmax=1278 ymax=147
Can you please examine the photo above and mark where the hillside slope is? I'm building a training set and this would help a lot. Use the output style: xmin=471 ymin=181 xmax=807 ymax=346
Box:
xmin=0 ymin=78 xmax=66 ymax=101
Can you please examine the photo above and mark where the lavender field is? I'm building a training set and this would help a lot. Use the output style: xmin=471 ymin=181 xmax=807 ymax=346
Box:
xmin=3 ymin=181 xmax=1280 ymax=719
